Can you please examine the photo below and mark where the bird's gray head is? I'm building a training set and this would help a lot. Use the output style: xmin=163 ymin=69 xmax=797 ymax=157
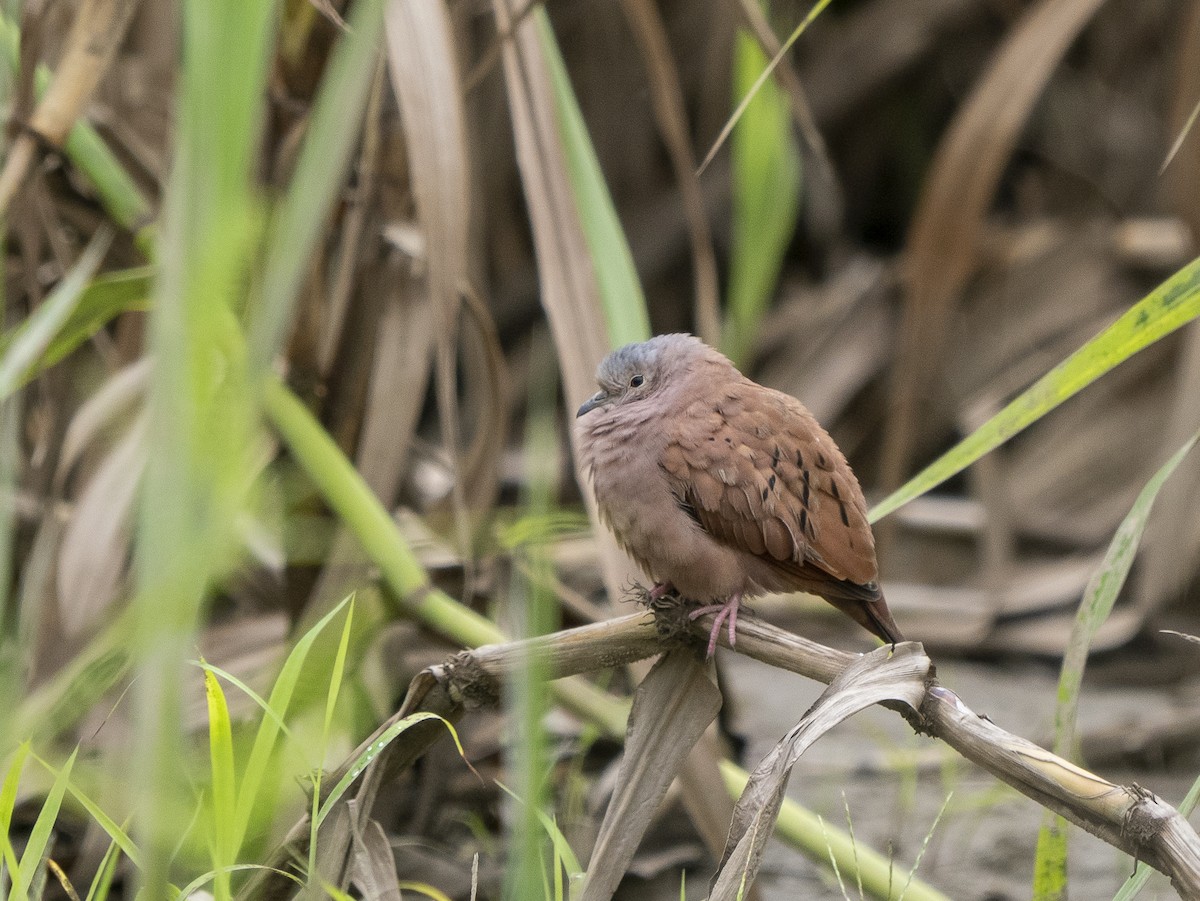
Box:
xmin=576 ymin=334 xmax=718 ymax=418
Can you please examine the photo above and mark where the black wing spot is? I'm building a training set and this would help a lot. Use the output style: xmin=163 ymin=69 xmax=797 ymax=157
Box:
xmin=768 ymin=474 xmax=776 ymax=490
xmin=816 ymin=451 xmax=829 ymax=469
xmin=830 ymin=480 xmax=841 ymax=500
xmin=801 ymin=475 xmax=810 ymax=507
xmin=838 ymin=502 xmax=850 ymax=527
xmin=761 ymin=486 xmax=769 ymax=501
xmin=725 ymin=437 xmax=733 ymax=444
xmin=676 ymin=494 xmax=702 ymax=525
xmin=799 ymin=509 xmax=809 ymax=535
xmin=795 ymin=450 xmax=804 ymax=468
xmin=771 ymin=446 xmax=782 ymax=469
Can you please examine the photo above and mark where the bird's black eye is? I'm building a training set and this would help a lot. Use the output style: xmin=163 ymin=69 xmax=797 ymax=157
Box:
xmin=629 ymin=374 xmax=645 ymax=388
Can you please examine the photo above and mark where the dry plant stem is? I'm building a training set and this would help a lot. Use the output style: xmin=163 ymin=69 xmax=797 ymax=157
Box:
xmin=0 ymin=0 xmax=139 ymax=215
xmin=718 ymin=615 xmax=1200 ymax=897
xmin=619 ymin=0 xmax=721 ymax=345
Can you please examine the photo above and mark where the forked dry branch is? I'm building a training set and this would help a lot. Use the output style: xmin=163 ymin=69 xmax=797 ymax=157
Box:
xmin=244 ymin=596 xmax=1200 ymax=899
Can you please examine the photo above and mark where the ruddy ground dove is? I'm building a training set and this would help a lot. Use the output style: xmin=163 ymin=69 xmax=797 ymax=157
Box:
xmin=576 ymin=334 xmax=903 ymax=656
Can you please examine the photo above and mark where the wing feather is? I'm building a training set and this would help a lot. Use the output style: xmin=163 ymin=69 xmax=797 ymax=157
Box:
xmin=660 ymin=379 xmax=879 ymax=593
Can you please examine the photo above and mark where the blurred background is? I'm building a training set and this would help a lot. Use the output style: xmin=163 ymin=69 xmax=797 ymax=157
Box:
xmin=2 ymin=0 xmax=1199 ymax=898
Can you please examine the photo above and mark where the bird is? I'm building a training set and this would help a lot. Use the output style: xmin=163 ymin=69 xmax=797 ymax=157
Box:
xmin=576 ymin=333 xmax=903 ymax=657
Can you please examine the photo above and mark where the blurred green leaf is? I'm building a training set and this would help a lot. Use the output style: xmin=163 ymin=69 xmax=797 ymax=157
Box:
xmin=871 ymin=256 xmax=1200 ymax=522
xmin=537 ymin=9 xmax=650 ymax=348
xmin=0 ymin=229 xmax=113 ymax=402
xmin=0 ymin=266 xmax=152 ymax=393
xmin=723 ymin=28 xmax=801 ymax=368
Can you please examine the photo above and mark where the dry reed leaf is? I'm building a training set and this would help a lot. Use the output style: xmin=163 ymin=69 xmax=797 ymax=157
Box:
xmin=710 ymin=643 xmax=930 ymax=899
xmin=348 ymin=817 xmax=403 ymax=900
xmin=492 ymin=0 xmax=638 ymax=595
xmin=882 ymin=0 xmax=1111 ymax=490
xmin=57 ymin=412 xmax=146 ymax=637
xmin=580 ymin=649 xmax=722 ymax=901
xmin=620 ymin=0 xmax=721 ymax=345
xmin=55 ymin=358 xmax=151 ymax=489
xmin=384 ymin=0 xmax=473 ymax=554
xmin=457 ymin=282 xmax=509 ymax=520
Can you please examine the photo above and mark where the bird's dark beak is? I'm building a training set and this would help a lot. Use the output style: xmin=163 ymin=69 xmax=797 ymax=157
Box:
xmin=576 ymin=390 xmax=608 ymax=418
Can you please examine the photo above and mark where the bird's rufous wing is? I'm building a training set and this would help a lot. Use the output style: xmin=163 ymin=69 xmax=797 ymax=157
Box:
xmin=659 ymin=379 xmax=878 ymax=596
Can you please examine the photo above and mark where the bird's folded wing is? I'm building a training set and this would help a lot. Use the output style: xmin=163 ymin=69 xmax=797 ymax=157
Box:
xmin=660 ymin=384 xmax=878 ymax=592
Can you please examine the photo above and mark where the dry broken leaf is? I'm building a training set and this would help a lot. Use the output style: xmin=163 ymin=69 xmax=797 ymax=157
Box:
xmin=711 ymin=642 xmax=930 ymax=899
xmin=580 ymin=649 xmax=722 ymax=901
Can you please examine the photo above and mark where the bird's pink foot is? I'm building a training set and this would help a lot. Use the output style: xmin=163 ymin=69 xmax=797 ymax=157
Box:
xmin=688 ymin=593 xmax=743 ymax=657
xmin=648 ymin=582 xmax=675 ymax=601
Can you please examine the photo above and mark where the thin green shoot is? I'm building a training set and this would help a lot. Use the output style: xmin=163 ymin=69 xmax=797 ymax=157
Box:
xmin=698 ymin=0 xmax=835 ymax=175
xmin=843 ymin=792 xmax=864 ymax=900
xmin=1035 ymin=429 xmax=1200 ymax=899
xmin=308 ymin=595 xmax=357 ymax=884
xmin=30 ymin=754 xmax=141 ymax=870
xmin=229 ymin=593 xmax=354 ymax=856
xmin=819 ymin=813 xmax=852 ymax=901
xmin=82 ymin=838 xmax=122 ymax=901
xmin=204 ymin=665 xmax=237 ymax=901
xmin=0 ymin=743 xmax=32 ymax=880
xmin=897 ymin=793 xmax=953 ymax=901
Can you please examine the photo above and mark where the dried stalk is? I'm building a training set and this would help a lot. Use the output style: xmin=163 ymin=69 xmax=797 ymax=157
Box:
xmin=246 ymin=600 xmax=1200 ymax=899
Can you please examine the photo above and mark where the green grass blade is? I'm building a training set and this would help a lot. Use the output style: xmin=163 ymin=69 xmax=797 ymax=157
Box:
xmin=132 ymin=0 xmax=274 ymax=886
xmin=0 ymin=228 xmax=112 ymax=401
xmin=83 ymin=838 xmax=122 ymax=901
xmin=722 ymin=29 xmax=801 ymax=368
xmin=496 ymin=781 xmax=583 ymax=878
xmin=871 ymin=257 xmax=1200 ymax=522
xmin=0 ymin=743 xmax=31 ymax=880
xmin=31 ymin=754 xmax=141 ymax=871
xmin=204 ymin=665 xmax=237 ymax=900
xmin=1033 ymin=429 xmax=1200 ymax=899
xmin=30 ymin=267 xmax=152 ymax=375
xmin=247 ymin=0 xmax=384 ymax=373
xmin=14 ymin=748 xmax=77 ymax=900
xmin=535 ymin=9 xmax=650 ymax=348
xmin=322 ymin=596 xmax=355 ymax=740
xmin=228 ymin=593 xmax=353 ymax=856
xmin=315 ymin=712 xmax=465 ymax=829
